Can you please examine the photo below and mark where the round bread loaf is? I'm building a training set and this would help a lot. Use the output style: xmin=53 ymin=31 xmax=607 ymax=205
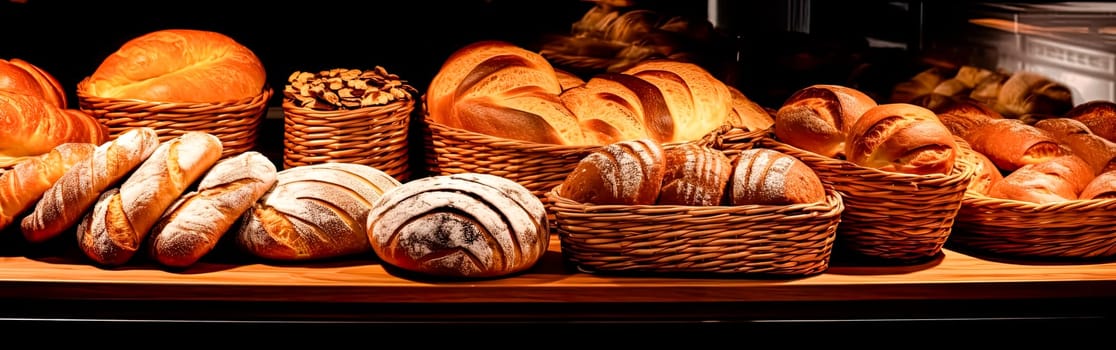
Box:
xmin=845 ymin=103 xmax=958 ymax=175
xmin=657 ymin=143 xmax=732 ymax=206
xmin=728 ymin=148 xmax=825 ymax=205
xmin=774 ymin=84 xmax=877 ymax=159
xmin=558 ymin=139 xmax=665 ymax=205
xmin=366 ymin=173 xmax=549 ymax=278
xmin=235 ymin=162 xmax=401 ymax=261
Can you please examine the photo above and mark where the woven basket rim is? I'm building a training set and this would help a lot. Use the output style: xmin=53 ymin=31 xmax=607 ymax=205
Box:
xmin=961 ymin=190 xmax=1116 ymax=212
xmin=76 ymin=78 xmax=273 ymax=107
xmin=547 ymin=183 xmax=844 ymax=213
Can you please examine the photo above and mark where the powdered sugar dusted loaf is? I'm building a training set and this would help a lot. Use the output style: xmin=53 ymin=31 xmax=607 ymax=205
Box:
xmin=236 ymin=162 xmax=401 ymax=261
xmin=558 ymin=139 xmax=665 ymax=205
xmin=366 ymin=173 xmax=548 ymax=279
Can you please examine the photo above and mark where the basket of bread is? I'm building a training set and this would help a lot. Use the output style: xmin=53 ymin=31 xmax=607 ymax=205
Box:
xmin=422 ymin=40 xmax=772 ymax=202
xmin=547 ymin=139 xmax=843 ymax=276
xmin=754 ymin=84 xmax=975 ymax=263
xmin=75 ymin=29 xmax=272 ymax=159
xmin=281 ymin=66 xmax=418 ymax=181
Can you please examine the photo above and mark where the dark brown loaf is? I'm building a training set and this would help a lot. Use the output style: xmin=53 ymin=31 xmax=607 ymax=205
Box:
xmin=20 ymin=127 xmax=160 ymax=243
xmin=774 ymin=84 xmax=878 ymax=158
xmin=728 ymin=148 xmax=825 ymax=205
xmin=845 ymin=103 xmax=958 ymax=175
xmin=76 ymin=131 xmax=223 ymax=266
xmin=367 ymin=173 xmax=549 ymax=278
xmin=235 ymin=162 xmax=401 ymax=261
xmin=148 ymin=151 xmax=277 ymax=268
xmin=656 ymin=143 xmax=732 ymax=206
xmin=964 ymin=118 xmax=1069 ymax=172
xmin=0 ymin=143 xmax=96 ymax=230
xmin=558 ymin=139 xmax=665 ymax=205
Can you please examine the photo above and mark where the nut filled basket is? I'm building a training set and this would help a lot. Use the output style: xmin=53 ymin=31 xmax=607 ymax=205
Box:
xmin=282 ymin=67 xmax=417 ymax=181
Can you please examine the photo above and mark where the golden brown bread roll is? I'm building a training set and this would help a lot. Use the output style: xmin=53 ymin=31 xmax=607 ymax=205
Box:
xmin=1081 ymin=170 xmax=1116 ymax=200
xmin=236 ymin=162 xmax=401 ymax=261
xmin=81 ymin=29 xmax=267 ymax=103
xmin=994 ymin=71 xmax=1073 ymax=119
xmin=845 ymin=103 xmax=958 ymax=175
xmin=1035 ymin=118 xmax=1116 ymax=175
xmin=963 ymin=148 xmax=1004 ymax=195
xmin=0 ymin=90 xmax=107 ymax=168
xmin=77 ymin=131 xmax=223 ymax=266
xmin=728 ymin=148 xmax=825 ymax=205
xmin=559 ymin=139 xmax=665 ymax=205
xmin=0 ymin=143 xmax=96 ymax=231
xmin=774 ymin=84 xmax=878 ymax=158
xmin=0 ymin=58 xmax=67 ymax=108
xmin=964 ymin=118 xmax=1070 ymax=172
xmin=367 ymin=173 xmax=549 ymax=278
xmin=148 ymin=151 xmax=278 ymax=268
xmin=21 ymin=127 xmax=160 ymax=243
xmin=656 ymin=143 xmax=732 ymax=206
xmin=987 ymin=155 xmax=1093 ymax=203
xmin=1067 ymin=100 xmax=1116 ymax=144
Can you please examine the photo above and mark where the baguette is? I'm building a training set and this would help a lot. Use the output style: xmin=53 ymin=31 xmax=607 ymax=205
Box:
xmin=148 ymin=151 xmax=277 ymax=268
xmin=77 ymin=131 xmax=223 ymax=266
xmin=21 ymin=127 xmax=160 ymax=243
xmin=0 ymin=143 xmax=97 ymax=230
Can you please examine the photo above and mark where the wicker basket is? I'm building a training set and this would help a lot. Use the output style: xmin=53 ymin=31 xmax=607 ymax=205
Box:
xmin=282 ymin=98 xmax=414 ymax=181
xmin=952 ymin=190 xmax=1116 ymax=260
xmin=755 ymin=134 xmax=975 ymax=263
xmin=76 ymin=84 xmax=272 ymax=159
xmin=700 ymin=125 xmax=774 ymax=159
xmin=547 ymin=184 xmax=844 ymax=276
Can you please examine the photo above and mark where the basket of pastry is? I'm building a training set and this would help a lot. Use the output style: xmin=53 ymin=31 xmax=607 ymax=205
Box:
xmin=281 ymin=66 xmax=417 ymax=181
xmin=0 ymin=58 xmax=108 ymax=174
xmin=546 ymin=139 xmax=843 ymax=276
xmin=421 ymin=40 xmax=769 ymax=202
xmin=76 ymin=29 xmax=272 ymax=159
xmin=947 ymin=99 xmax=1116 ymax=259
xmin=754 ymin=84 xmax=975 ymax=263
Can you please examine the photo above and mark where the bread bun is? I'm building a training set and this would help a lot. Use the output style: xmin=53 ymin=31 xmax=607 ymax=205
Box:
xmin=367 ymin=173 xmax=548 ymax=278
xmin=845 ymin=103 xmax=958 ymax=175
xmin=0 ymin=90 xmax=107 ymax=168
xmin=82 ymin=29 xmax=266 ymax=103
xmin=1067 ymin=100 xmax=1116 ymax=143
xmin=774 ymin=84 xmax=877 ymax=158
xmin=0 ymin=143 xmax=96 ymax=230
xmin=1081 ymin=170 xmax=1116 ymax=200
xmin=964 ymin=118 xmax=1069 ymax=172
xmin=656 ymin=143 xmax=732 ymax=206
xmin=728 ymin=148 xmax=825 ymax=205
xmin=0 ymin=58 xmax=67 ymax=108
xmin=559 ymin=139 xmax=665 ymax=205
xmin=1035 ymin=118 xmax=1116 ymax=174
xmin=236 ymin=162 xmax=401 ymax=261
xmin=148 ymin=151 xmax=278 ymax=268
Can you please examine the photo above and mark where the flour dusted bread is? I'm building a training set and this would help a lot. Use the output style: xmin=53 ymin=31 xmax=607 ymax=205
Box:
xmin=657 ymin=143 xmax=732 ymax=206
xmin=77 ymin=131 xmax=223 ymax=266
xmin=728 ymin=148 xmax=825 ymax=205
xmin=559 ymin=139 xmax=665 ymax=205
xmin=0 ymin=90 xmax=107 ymax=168
xmin=845 ymin=103 xmax=958 ymax=175
xmin=236 ymin=162 xmax=401 ymax=261
xmin=81 ymin=29 xmax=266 ymax=103
xmin=367 ymin=173 xmax=548 ymax=278
xmin=21 ymin=127 xmax=160 ymax=243
xmin=774 ymin=84 xmax=877 ymax=158
xmin=0 ymin=143 xmax=96 ymax=230
xmin=148 ymin=152 xmax=277 ymax=268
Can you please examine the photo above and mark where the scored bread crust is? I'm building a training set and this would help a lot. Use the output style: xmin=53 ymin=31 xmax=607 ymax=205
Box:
xmin=0 ymin=142 xmax=96 ymax=230
xmin=774 ymin=84 xmax=877 ymax=159
xmin=845 ymin=103 xmax=958 ymax=175
xmin=559 ymin=139 xmax=665 ymax=205
xmin=728 ymin=148 xmax=825 ymax=206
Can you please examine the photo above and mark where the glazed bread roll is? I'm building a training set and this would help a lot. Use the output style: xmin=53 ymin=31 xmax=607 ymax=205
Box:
xmin=236 ymin=162 xmax=401 ymax=261
xmin=0 ymin=143 xmax=96 ymax=230
xmin=656 ymin=143 xmax=732 ymax=206
xmin=148 ymin=152 xmax=277 ymax=268
xmin=0 ymin=58 xmax=67 ymax=108
xmin=964 ymin=148 xmax=1004 ymax=195
xmin=81 ymin=29 xmax=267 ymax=103
xmin=774 ymin=84 xmax=878 ymax=158
xmin=367 ymin=173 xmax=549 ymax=278
xmin=845 ymin=103 xmax=958 ymax=175
xmin=21 ymin=127 xmax=160 ymax=243
xmin=426 ymin=40 xmax=587 ymax=145
xmin=77 ymin=131 xmax=223 ymax=266
xmin=1035 ymin=118 xmax=1116 ymax=174
xmin=728 ymin=148 xmax=825 ymax=205
xmin=559 ymin=139 xmax=665 ymax=205
xmin=988 ymin=155 xmax=1093 ymax=204
xmin=964 ymin=118 xmax=1069 ymax=172
xmin=1067 ymin=100 xmax=1116 ymax=143
xmin=1081 ymin=170 xmax=1116 ymax=200
xmin=0 ymin=90 xmax=107 ymax=168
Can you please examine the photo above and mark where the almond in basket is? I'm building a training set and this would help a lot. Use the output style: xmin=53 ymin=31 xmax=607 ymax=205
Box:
xmin=283 ymin=66 xmax=417 ymax=111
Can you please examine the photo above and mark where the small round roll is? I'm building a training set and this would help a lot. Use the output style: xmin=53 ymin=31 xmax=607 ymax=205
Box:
xmin=367 ymin=173 xmax=548 ymax=279
xmin=845 ymin=103 xmax=958 ymax=175
xmin=774 ymin=84 xmax=877 ymax=159
xmin=559 ymin=139 xmax=665 ymax=205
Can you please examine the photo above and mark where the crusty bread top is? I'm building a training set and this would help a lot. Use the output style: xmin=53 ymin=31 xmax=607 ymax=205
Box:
xmin=83 ymin=29 xmax=266 ymax=103
xmin=0 ymin=58 xmax=67 ymax=108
